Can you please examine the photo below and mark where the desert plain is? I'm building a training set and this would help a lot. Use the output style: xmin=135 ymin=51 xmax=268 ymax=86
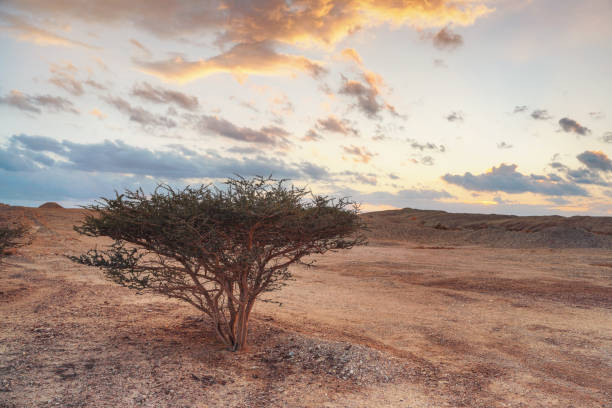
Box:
xmin=1 ymin=205 xmax=611 ymax=407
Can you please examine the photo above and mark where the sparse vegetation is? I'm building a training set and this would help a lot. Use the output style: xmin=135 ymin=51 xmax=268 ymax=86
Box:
xmin=0 ymin=223 xmax=29 ymax=262
xmin=70 ymin=176 xmax=367 ymax=351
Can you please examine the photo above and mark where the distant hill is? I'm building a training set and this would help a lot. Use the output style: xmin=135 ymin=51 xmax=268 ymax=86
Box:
xmin=1 ymin=204 xmax=609 ymax=249
xmin=362 ymin=208 xmax=612 ymax=249
xmin=38 ymin=202 xmax=63 ymax=209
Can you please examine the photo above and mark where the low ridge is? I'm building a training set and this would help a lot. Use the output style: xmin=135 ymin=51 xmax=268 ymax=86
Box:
xmin=362 ymin=208 xmax=612 ymax=249
xmin=38 ymin=202 xmax=64 ymax=209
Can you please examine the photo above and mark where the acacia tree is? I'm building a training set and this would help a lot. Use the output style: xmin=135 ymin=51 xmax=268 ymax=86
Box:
xmin=71 ymin=176 xmax=367 ymax=351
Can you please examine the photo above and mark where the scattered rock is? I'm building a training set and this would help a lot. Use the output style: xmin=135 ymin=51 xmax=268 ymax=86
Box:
xmin=191 ymin=374 xmax=220 ymax=386
xmin=259 ymin=335 xmax=405 ymax=385
xmin=54 ymin=363 xmax=77 ymax=380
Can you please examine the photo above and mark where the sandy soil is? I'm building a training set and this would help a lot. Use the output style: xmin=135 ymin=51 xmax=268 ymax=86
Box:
xmin=1 ymin=207 xmax=611 ymax=407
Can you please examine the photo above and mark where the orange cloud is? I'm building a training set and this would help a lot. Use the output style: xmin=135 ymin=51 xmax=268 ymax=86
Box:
xmin=137 ymin=42 xmax=326 ymax=83
xmin=0 ymin=12 xmax=97 ymax=48
xmin=89 ymin=108 xmax=106 ymax=119
xmin=359 ymin=0 xmax=492 ymax=28
xmin=4 ymin=0 xmax=492 ymax=82
xmin=340 ymin=48 xmax=363 ymax=65
xmin=342 ymin=145 xmax=376 ymax=163
xmin=93 ymin=57 xmax=109 ymax=71
xmin=218 ymin=0 xmax=493 ymax=47
xmin=4 ymin=0 xmax=493 ymax=48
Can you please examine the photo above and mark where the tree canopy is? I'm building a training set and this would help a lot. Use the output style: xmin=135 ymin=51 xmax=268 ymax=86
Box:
xmin=71 ymin=176 xmax=367 ymax=351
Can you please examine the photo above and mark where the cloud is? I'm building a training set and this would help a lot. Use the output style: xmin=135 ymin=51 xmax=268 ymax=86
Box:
xmin=564 ymin=168 xmax=609 ymax=186
xmin=339 ymin=171 xmax=377 ymax=186
xmin=340 ymin=48 xmax=363 ymax=65
xmin=217 ymin=1 xmax=492 ymax=47
xmin=136 ymin=41 xmax=326 ymax=83
xmin=559 ymin=117 xmax=591 ymax=135
xmin=576 ymin=151 xmax=612 ymax=172
xmin=236 ymin=99 xmax=259 ymax=113
xmin=11 ymin=134 xmax=66 ymax=153
xmin=433 ymin=58 xmax=447 ymax=68
xmin=0 ymin=2 xmax=221 ymax=39
xmin=0 ymin=167 xmax=159 ymax=203
xmin=197 ymin=115 xmax=289 ymax=146
xmin=225 ymin=146 xmax=259 ymax=155
xmin=0 ymin=135 xmax=64 ymax=172
xmin=431 ymin=26 xmax=463 ymax=50
xmin=270 ymin=94 xmax=294 ymax=115
xmin=4 ymin=1 xmax=492 ymax=83
xmin=551 ymin=159 xmax=610 ymax=187
xmin=2 ymin=1 xmax=492 ymax=93
xmin=497 ymin=141 xmax=513 ymax=149
xmin=409 ymin=156 xmax=436 ymax=166
xmin=442 ymin=163 xmax=589 ymax=196
xmin=420 ymin=156 xmax=435 ymax=166
xmin=32 ymin=95 xmax=79 ymax=114
xmin=104 ymin=96 xmax=177 ymax=128
xmin=337 ymin=187 xmax=454 ymax=208
xmin=130 ymin=38 xmax=152 ymax=58
xmin=84 ymin=79 xmax=107 ymax=90
xmin=48 ymin=62 xmax=106 ymax=95
xmin=94 ymin=57 xmax=109 ymax=72
xmin=339 ymin=71 xmax=398 ymax=118
xmin=299 ymin=162 xmax=330 ymax=180
xmin=302 ymin=129 xmax=323 ymax=142
xmin=589 ymin=111 xmax=604 ymax=120
xmin=446 ymin=111 xmax=463 ymax=122
xmin=316 ymin=116 xmax=359 ymax=136
xmin=131 ymin=82 xmax=199 ymax=111
xmin=1 ymin=133 xmax=463 ymax=206
xmin=547 ymin=196 xmax=570 ymax=206
xmin=3 ymin=1 xmax=492 ymax=46
xmin=0 ymin=90 xmax=40 ymax=113
xmin=602 ymin=132 xmax=612 ymax=144
xmin=1 ymin=134 xmax=326 ymax=182
xmin=0 ymin=12 xmax=97 ymax=48
xmin=406 ymin=137 xmax=446 ymax=167
xmin=531 ymin=109 xmax=552 ymax=120
xmin=0 ymin=138 xmax=337 ymax=204
xmin=342 ymin=145 xmax=376 ymax=163
xmin=408 ymin=139 xmax=445 ymax=152
xmin=50 ymin=73 xmax=84 ymax=96
xmin=0 ymin=90 xmax=78 ymax=114
xmin=89 ymin=108 xmax=106 ymax=119
xmin=513 ymin=105 xmax=528 ymax=113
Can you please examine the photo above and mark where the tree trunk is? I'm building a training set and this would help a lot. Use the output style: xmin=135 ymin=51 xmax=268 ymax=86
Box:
xmin=231 ymin=303 xmax=249 ymax=351
xmin=231 ymin=298 xmax=255 ymax=351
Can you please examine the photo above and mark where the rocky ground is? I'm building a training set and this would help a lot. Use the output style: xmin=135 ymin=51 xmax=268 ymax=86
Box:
xmin=0 ymin=206 xmax=611 ymax=407
xmin=363 ymin=208 xmax=612 ymax=249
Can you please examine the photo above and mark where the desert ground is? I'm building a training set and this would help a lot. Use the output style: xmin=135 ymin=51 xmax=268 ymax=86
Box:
xmin=1 ymin=205 xmax=611 ymax=407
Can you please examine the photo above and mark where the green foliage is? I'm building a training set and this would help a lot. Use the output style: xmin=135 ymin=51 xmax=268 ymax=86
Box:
xmin=0 ymin=223 xmax=29 ymax=261
xmin=71 ymin=176 xmax=367 ymax=350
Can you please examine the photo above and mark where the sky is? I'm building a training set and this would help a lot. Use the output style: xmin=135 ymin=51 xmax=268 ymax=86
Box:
xmin=0 ymin=0 xmax=610 ymax=215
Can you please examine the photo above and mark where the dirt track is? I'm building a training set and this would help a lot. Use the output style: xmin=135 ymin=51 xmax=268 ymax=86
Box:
xmin=1 ymin=207 xmax=611 ymax=407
